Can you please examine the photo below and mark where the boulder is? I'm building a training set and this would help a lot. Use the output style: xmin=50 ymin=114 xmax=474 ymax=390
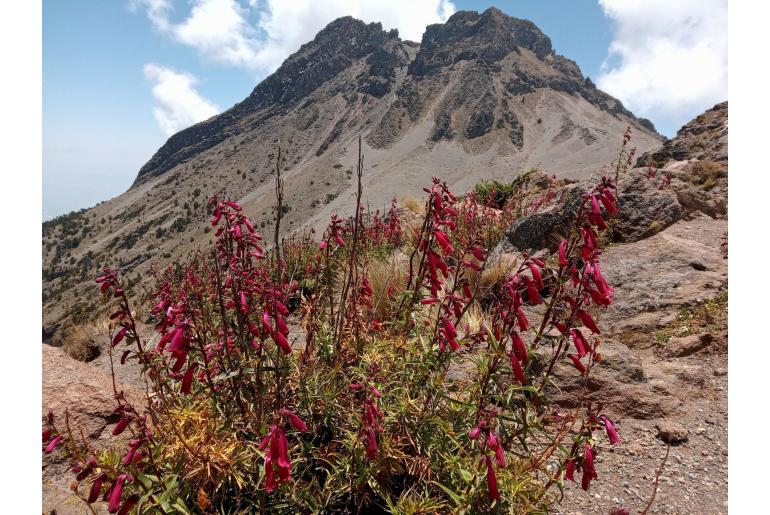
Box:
xmin=549 ymin=339 xmax=681 ymax=420
xmin=662 ymin=333 xmax=714 ymax=358
xmin=502 ymin=170 xmax=684 ymax=252
xmin=42 ymin=345 xmax=145 ymax=514
xmin=655 ymin=420 xmax=690 ymax=445
xmin=610 ymin=173 xmax=682 ymax=242
xmin=674 ymin=185 xmax=727 ymax=218
xmin=503 ymin=185 xmax=583 ymax=252
xmin=601 ymin=217 xmax=728 ymax=344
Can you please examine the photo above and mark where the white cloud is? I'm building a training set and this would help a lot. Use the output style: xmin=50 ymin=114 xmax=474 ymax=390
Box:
xmin=597 ymin=0 xmax=727 ymax=135
xmin=134 ymin=0 xmax=455 ymax=73
xmin=143 ymin=63 xmax=220 ymax=135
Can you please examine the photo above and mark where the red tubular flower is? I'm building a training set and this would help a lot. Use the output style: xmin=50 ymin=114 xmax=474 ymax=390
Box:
xmin=274 ymin=427 xmax=291 ymax=480
xmin=512 ymin=332 xmax=528 ymax=364
xmin=263 ymin=450 xmax=277 ymax=492
xmin=112 ymin=326 xmax=128 ymax=347
xmin=112 ymin=417 xmax=131 ymax=436
xmin=170 ymin=350 xmax=188 ymax=372
xmin=470 ymin=246 xmax=486 ymax=261
xmin=107 ymin=473 xmax=129 ymax=513
xmin=116 ymin=494 xmax=140 ymax=515
xmin=262 ymin=311 xmax=272 ymax=332
xmin=243 ymin=217 xmax=255 ymax=233
xmin=485 ymin=455 xmax=500 ymax=501
xmin=577 ymin=310 xmax=601 ymax=334
xmin=180 ymin=364 xmax=197 ymax=394
xmin=591 ymin=260 xmax=614 ymax=302
xmin=564 ymin=459 xmax=575 ymax=482
xmin=42 ymin=428 xmax=52 ymax=442
xmin=581 ymin=444 xmax=597 ymax=491
xmin=515 ymin=307 xmax=529 ymax=331
xmin=462 ymin=259 xmax=482 ymax=271
xmin=88 ymin=474 xmax=105 ymax=503
xmin=494 ymin=442 xmax=507 ymax=468
xmin=527 ymin=263 xmax=544 ymax=289
xmin=524 ymin=278 xmax=542 ymax=305
xmin=420 ymin=296 xmax=438 ymax=305
xmin=275 ymin=300 xmax=289 ymax=316
xmin=44 ymin=435 xmax=63 ymax=454
xmin=167 ymin=326 xmax=185 ymax=353
xmin=276 ymin=315 xmax=289 ymax=335
xmin=121 ymin=450 xmax=134 ymax=467
xmin=283 ymin=410 xmax=308 ymax=432
xmin=441 ymin=318 xmax=457 ymax=339
xmin=568 ymin=354 xmax=587 ymax=375
xmin=364 ymin=427 xmax=378 ymax=460
xmin=510 ymin=353 xmax=526 ymax=385
xmin=570 ymin=329 xmax=588 ymax=358
xmin=469 ymin=425 xmax=482 ymax=440
xmin=434 ymin=229 xmax=453 ymax=255
xmin=599 ymin=189 xmax=618 ymax=215
xmin=273 ymin=331 xmax=291 ymax=355
xmin=601 ymin=415 xmax=622 ymax=445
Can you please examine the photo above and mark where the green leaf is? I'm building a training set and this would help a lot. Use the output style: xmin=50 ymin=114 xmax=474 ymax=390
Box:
xmin=432 ymin=481 xmax=463 ymax=506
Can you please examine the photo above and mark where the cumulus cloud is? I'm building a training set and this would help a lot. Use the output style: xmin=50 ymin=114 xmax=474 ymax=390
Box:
xmin=133 ymin=0 xmax=455 ymax=73
xmin=143 ymin=63 xmax=220 ymax=135
xmin=597 ymin=0 xmax=727 ymax=135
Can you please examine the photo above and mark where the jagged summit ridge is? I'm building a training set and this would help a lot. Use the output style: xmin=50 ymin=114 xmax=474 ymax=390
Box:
xmin=134 ymin=8 xmax=658 ymax=186
xmin=411 ymin=7 xmax=553 ymax=76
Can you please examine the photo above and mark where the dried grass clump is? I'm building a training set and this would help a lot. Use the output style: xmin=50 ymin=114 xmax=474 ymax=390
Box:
xmin=466 ymin=252 xmax=519 ymax=302
xmin=690 ymin=159 xmax=726 ymax=190
xmin=401 ymin=195 xmax=426 ymax=215
xmin=368 ymin=251 xmax=409 ymax=319
xmin=56 ymin=320 xmax=107 ymax=362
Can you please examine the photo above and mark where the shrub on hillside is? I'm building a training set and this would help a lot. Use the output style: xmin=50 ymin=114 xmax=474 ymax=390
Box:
xmin=44 ymin=136 xmax=634 ymax=513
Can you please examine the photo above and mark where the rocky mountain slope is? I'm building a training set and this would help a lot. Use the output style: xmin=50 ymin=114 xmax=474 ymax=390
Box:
xmin=42 ymin=7 xmax=662 ymax=335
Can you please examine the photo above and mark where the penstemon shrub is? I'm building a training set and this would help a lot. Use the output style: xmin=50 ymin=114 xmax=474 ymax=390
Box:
xmin=44 ymin=136 xmax=634 ymax=514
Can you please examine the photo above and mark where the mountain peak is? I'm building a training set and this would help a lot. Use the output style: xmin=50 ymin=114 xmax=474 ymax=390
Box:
xmin=411 ymin=8 xmax=552 ymax=76
xmin=134 ymin=9 xmax=659 ymax=187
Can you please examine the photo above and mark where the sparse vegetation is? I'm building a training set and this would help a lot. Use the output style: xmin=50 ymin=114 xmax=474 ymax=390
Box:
xmin=654 ymin=291 xmax=728 ymax=346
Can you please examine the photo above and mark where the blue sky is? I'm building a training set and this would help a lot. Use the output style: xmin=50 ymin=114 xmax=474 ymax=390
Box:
xmin=43 ymin=0 xmax=727 ymax=219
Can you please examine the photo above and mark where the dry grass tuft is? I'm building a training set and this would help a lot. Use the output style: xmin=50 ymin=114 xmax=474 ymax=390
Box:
xmin=466 ymin=253 xmax=519 ymax=302
xmin=689 ymin=159 xmax=726 ymax=190
xmin=55 ymin=320 xmax=109 ymax=362
xmin=401 ymin=195 xmax=426 ymax=215
xmin=462 ymin=302 xmax=487 ymax=335
xmin=367 ymin=251 xmax=409 ymax=319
